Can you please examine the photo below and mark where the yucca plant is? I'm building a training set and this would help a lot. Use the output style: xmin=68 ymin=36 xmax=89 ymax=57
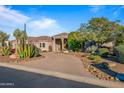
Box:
xmin=16 ymin=44 xmax=40 ymax=59
xmin=1 ymin=46 xmax=11 ymax=56
xmin=17 ymin=44 xmax=24 ymax=58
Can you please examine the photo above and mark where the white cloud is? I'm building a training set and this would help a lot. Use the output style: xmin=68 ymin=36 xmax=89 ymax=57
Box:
xmin=0 ymin=6 xmax=66 ymax=38
xmin=0 ymin=6 xmax=29 ymax=24
xmin=28 ymin=17 xmax=66 ymax=36
xmin=29 ymin=18 xmax=57 ymax=30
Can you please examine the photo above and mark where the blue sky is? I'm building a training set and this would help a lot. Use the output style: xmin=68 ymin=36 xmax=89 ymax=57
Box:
xmin=0 ymin=5 xmax=124 ymax=40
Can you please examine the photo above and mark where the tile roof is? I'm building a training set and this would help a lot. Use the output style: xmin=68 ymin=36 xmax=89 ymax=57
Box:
xmin=28 ymin=36 xmax=52 ymax=42
xmin=10 ymin=32 xmax=68 ymax=43
xmin=11 ymin=36 xmax=52 ymax=43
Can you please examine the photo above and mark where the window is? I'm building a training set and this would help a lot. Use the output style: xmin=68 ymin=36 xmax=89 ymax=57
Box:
xmin=39 ymin=43 xmax=45 ymax=48
xmin=42 ymin=43 xmax=45 ymax=48
xmin=40 ymin=43 xmax=42 ymax=47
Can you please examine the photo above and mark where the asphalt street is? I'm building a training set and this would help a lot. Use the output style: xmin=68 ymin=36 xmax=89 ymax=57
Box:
xmin=0 ymin=66 xmax=102 ymax=88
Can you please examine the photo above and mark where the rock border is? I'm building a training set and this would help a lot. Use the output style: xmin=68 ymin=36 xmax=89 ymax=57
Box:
xmin=81 ymin=57 xmax=117 ymax=81
xmin=64 ymin=52 xmax=117 ymax=81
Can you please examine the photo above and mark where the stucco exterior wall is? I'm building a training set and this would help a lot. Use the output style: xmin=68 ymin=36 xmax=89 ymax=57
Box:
xmin=11 ymin=33 xmax=68 ymax=52
xmin=11 ymin=41 xmax=52 ymax=52
xmin=11 ymin=41 xmax=17 ymax=49
xmin=33 ymin=41 xmax=52 ymax=52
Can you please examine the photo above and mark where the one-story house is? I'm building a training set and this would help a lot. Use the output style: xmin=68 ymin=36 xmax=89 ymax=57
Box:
xmin=11 ymin=32 xmax=68 ymax=52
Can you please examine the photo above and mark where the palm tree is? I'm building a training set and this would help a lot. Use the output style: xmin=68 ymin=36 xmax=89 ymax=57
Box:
xmin=0 ymin=31 xmax=9 ymax=46
xmin=13 ymin=29 xmax=22 ymax=45
xmin=20 ymin=30 xmax=27 ymax=49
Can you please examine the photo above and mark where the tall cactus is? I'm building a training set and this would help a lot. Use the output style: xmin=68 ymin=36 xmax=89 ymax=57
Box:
xmin=16 ymin=43 xmax=40 ymax=59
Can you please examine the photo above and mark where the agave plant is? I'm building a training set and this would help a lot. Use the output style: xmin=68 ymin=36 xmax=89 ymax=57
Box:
xmin=16 ymin=44 xmax=40 ymax=59
xmin=16 ymin=44 xmax=24 ymax=58
xmin=1 ymin=46 xmax=11 ymax=56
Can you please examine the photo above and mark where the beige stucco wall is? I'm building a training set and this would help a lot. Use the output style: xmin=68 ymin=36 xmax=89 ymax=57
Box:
xmin=11 ymin=41 xmax=17 ymax=49
xmin=33 ymin=41 xmax=52 ymax=52
xmin=11 ymin=41 xmax=53 ymax=52
xmin=11 ymin=33 xmax=68 ymax=52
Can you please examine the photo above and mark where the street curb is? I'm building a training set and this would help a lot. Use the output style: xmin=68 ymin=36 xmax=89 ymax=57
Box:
xmin=0 ymin=62 xmax=124 ymax=88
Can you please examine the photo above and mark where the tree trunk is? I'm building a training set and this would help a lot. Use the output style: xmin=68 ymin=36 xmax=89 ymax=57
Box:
xmin=17 ymin=39 xmax=18 ymax=45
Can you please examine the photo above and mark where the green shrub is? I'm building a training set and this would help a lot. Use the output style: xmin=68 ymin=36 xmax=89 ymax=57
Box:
xmin=1 ymin=46 xmax=11 ymax=56
xmin=34 ymin=46 xmax=41 ymax=57
xmin=68 ymin=39 xmax=82 ymax=52
xmin=88 ymin=55 xmax=102 ymax=63
xmin=115 ymin=45 xmax=124 ymax=64
xmin=87 ymin=45 xmax=97 ymax=54
xmin=99 ymin=62 xmax=109 ymax=69
xmin=17 ymin=44 xmax=41 ymax=59
xmin=98 ymin=48 xmax=109 ymax=57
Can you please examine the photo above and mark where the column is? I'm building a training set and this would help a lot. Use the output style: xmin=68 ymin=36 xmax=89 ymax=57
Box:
xmin=61 ymin=38 xmax=64 ymax=51
xmin=53 ymin=38 xmax=56 ymax=52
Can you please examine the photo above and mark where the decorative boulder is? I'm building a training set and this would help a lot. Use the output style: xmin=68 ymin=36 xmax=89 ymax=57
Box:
xmin=63 ymin=50 xmax=69 ymax=53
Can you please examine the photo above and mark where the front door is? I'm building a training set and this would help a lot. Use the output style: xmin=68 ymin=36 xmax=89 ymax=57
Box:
xmin=55 ymin=39 xmax=62 ymax=52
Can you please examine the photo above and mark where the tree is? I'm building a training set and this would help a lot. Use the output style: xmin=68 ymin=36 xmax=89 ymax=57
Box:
xmin=67 ymin=24 xmax=97 ymax=52
xmin=0 ymin=31 xmax=9 ymax=46
xmin=79 ymin=24 xmax=97 ymax=41
xmin=112 ymin=26 xmax=124 ymax=46
xmin=13 ymin=29 xmax=22 ymax=44
xmin=89 ymin=17 xmax=109 ymax=31
xmin=68 ymin=32 xmax=82 ymax=51
xmin=88 ymin=17 xmax=122 ymax=46
xmin=89 ymin=17 xmax=120 ymax=32
xmin=20 ymin=30 xmax=27 ymax=50
xmin=96 ymin=31 xmax=111 ymax=46
xmin=13 ymin=28 xmax=27 ymax=44
xmin=68 ymin=17 xmax=124 ymax=52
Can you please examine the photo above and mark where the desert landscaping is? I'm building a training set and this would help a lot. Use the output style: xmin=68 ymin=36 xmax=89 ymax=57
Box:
xmin=0 ymin=16 xmax=124 ymax=87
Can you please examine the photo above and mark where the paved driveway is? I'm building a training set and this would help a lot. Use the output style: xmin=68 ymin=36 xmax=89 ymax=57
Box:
xmin=0 ymin=67 xmax=102 ymax=88
xmin=8 ymin=52 xmax=94 ymax=78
